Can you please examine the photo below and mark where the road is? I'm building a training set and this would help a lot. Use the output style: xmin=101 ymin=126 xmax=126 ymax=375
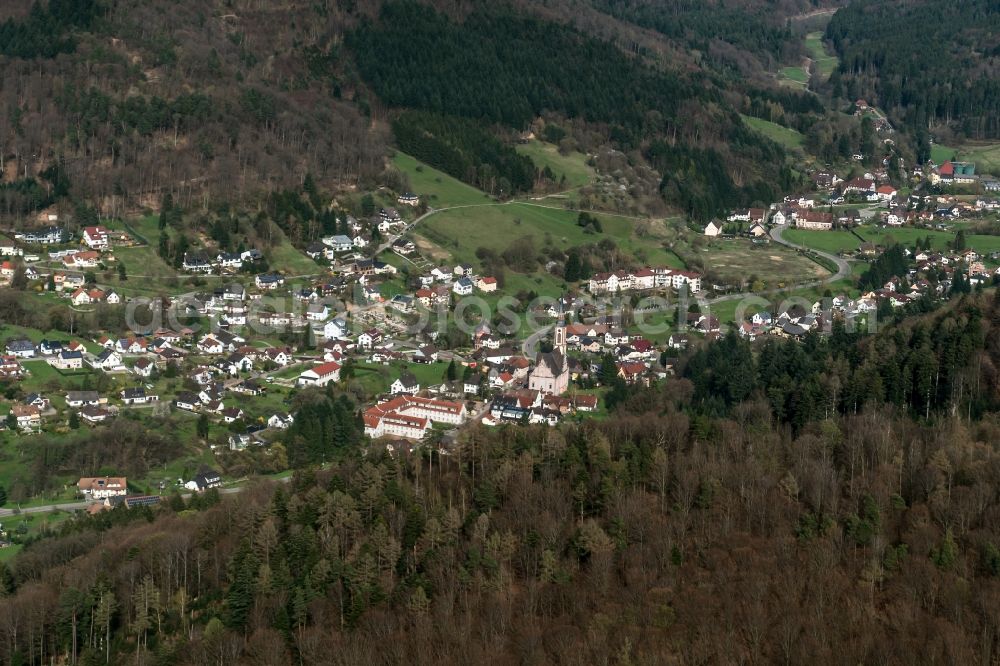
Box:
xmin=522 ymin=324 xmax=553 ymax=358
xmin=696 ymin=226 xmax=850 ymax=308
xmin=770 ymin=224 xmax=851 ymax=283
xmin=0 ymin=481 xmax=271 ymax=518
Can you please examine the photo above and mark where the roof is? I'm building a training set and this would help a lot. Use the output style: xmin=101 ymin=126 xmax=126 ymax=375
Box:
xmin=11 ymin=404 xmax=40 ymax=417
xmin=307 ymin=361 xmax=341 ymax=377
xmin=78 ymin=476 xmax=126 ymax=491
xmin=535 ymin=349 xmax=566 ymax=377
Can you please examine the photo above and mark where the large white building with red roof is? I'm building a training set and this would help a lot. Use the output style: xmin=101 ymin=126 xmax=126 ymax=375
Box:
xmin=363 ymin=395 xmax=467 ymax=440
xmin=588 ymin=267 xmax=700 ymax=294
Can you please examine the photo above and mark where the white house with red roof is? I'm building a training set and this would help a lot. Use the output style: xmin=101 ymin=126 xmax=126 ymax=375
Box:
xmin=876 ymin=184 xmax=897 ymax=202
xmin=296 ymin=361 xmax=341 ymax=387
xmin=82 ymin=226 xmax=110 ymax=250
xmin=71 ymin=288 xmax=106 ymax=306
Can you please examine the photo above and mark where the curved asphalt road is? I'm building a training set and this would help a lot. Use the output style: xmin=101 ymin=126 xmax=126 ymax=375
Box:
xmin=769 ymin=224 xmax=851 ymax=283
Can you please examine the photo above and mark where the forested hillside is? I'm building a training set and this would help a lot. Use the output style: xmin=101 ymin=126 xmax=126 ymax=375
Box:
xmin=3 ymin=293 xmax=1000 ymax=663
xmin=826 ymin=0 xmax=1000 ymax=142
xmin=0 ymin=0 xmax=385 ymax=216
xmin=0 ymin=0 xmax=823 ymax=223
xmin=349 ymin=1 xmax=795 ymax=218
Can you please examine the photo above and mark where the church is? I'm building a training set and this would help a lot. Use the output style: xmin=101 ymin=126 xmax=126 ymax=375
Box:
xmin=528 ymin=324 xmax=570 ymax=395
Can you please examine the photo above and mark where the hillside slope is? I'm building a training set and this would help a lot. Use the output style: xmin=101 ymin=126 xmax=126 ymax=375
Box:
xmin=0 ymin=0 xmax=829 ymax=223
xmin=826 ymin=0 xmax=1000 ymax=147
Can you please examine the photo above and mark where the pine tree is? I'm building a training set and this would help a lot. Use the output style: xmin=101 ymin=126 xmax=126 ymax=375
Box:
xmin=953 ymin=230 xmax=967 ymax=252
xmin=157 ymin=231 xmax=169 ymax=260
xmin=159 ymin=193 xmax=172 ymax=230
xmin=197 ymin=414 xmax=210 ymax=440
xmin=446 ymin=359 xmax=458 ymax=381
xmin=564 ymin=251 xmax=581 ymax=282
xmin=599 ymin=353 xmax=618 ymax=385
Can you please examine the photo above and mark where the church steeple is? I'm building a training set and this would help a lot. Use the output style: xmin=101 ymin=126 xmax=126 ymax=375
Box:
xmin=554 ymin=319 xmax=566 ymax=356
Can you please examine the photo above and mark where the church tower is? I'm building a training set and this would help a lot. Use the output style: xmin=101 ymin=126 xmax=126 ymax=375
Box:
xmin=554 ymin=320 xmax=566 ymax=356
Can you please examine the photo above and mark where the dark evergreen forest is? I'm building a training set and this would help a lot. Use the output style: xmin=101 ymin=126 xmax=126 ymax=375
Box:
xmin=349 ymin=1 xmax=791 ymax=218
xmin=827 ymin=0 xmax=1000 ymax=140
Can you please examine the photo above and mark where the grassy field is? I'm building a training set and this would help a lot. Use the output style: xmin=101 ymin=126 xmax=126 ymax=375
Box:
xmin=928 ymin=142 xmax=1000 ymax=175
xmin=415 ymin=202 xmax=684 ymax=296
xmin=114 ymin=245 xmax=178 ymax=283
xmin=0 ymin=511 xmax=73 ymax=562
xmin=416 ymin=202 xmax=680 ymax=296
xmin=267 ymin=233 xmax=320 ymax=275
xmin=805 ymin=32 xmax=838 ymax=78
xmin=515 ymin=140 xmax=595 ymax=189
xmin=930 ymin=143 xmax=957 ymax=164
xmin=784 ymin=229 xmax=861 ymax=254
xmin=708 ymin=274 xmax=861 ymax=327
xmin=392 ymin=152 xmax=494 ymax=207
xmin=741 ymin=115 xmax=805 ymax=150
xmin=699 ymin=239 xmax=829 ymax=286
xmin=857 ymin=226 xmax=1000 ymax=253
xmin=955 ymin=143 xmax=1000 ymax=175
xmin=350 ymin=360 xmax=452 ymax=396
xmin=781 ymin=66 xmax=809 ymax=87
xmin=114 ymin=215 xmax=316 ymax=283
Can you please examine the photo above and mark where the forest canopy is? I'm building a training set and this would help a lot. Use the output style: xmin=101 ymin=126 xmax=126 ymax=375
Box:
xmin=826 ymin=0 xmax=1000 ymax=140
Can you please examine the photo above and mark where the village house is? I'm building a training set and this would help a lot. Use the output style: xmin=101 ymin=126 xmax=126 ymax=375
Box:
xmin=796 ymin=210 xmax=834 ymax=231
xmin=322 ymin=235 xmax=354 ymax=253
xmin=188 ymin=469 xmax=223 ymax=491
xmin=66 ymin=390 xmax=102 ymax=408
xmin=390 ymin=371 xmax=420 ymax=395
xmin=90 ymin=349 xmax=124 ymax=371
xmin=49 ymin=349 xmax=84 ymax=370
xmin=6 ymin=339 xmax=36 ymax=358
xmin=131 ymin=358 xmax=156 ymax=377
xmin=296 ymin=361 xmax=342 ymax=387
xmin=255 ymin=273 xmax=285 ymax=290
xmin=82 ymin=226 xmax=110 ymax=250
xmin=267 ymin=413 xmax=294 ymax=429
xmin=0 ymin=237 xmax=22 ymax=256
xmin=78 ymin=476 xmax=127 ymax=499
xmin=121 ymin=387 xmax=158 ymax=405
xmin=477 ymin=276 xmax=498 ymax=293
xmin=175 ymin=392 xmax=201 ymax=411
xmin=10 ymin=404 xmax=42 ymax=431
xmin=452 ymin=277 xmax=475 ymax=296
